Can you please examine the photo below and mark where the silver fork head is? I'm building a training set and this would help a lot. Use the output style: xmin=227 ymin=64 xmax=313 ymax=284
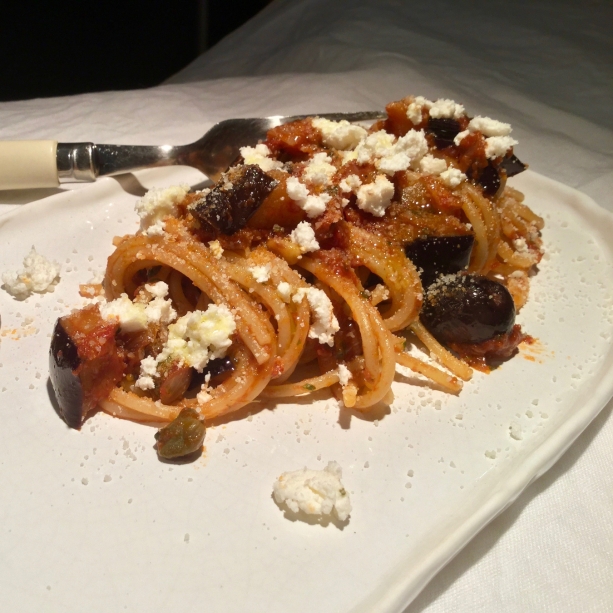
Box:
xmin=180 ymin=111 xmax=386 ymax=183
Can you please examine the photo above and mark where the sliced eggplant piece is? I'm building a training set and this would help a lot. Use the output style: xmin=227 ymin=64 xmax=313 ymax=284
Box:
xmin=500 ymin=154 xmax=527 ymax=177
xmin=421 ymin=274 xmax=515 ymax=345
xmin=427 ymin=117 xmax=461 ymax=149
xmin=477 ymin=163 xmax=501 ymax=196
xmin=50 ymin=319 xmax=83 ymax=429
xmin=405 ymin=235 xmax=474 ymax=288
xmin=155 ymin=408 xmax=206 ymax=459
xmin=49 ymin=306 xmax=126 ymax=429
xmin=190 ymin=164 xmax=278 ymax=234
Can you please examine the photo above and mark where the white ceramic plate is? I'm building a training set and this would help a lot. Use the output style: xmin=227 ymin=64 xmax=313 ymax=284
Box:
xmin=0 ymin=168 xmax=612 ymax=613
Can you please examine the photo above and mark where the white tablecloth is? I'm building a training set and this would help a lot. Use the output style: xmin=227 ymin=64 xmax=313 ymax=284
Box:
xmin=1 ymin=1 xmax=611 ymax=610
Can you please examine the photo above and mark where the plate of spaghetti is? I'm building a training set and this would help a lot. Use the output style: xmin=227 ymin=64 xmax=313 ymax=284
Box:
xmin=49 ymin=96 xmax=543 ymax=451
xmin=2 ymin=94 xmax=613 ymax=613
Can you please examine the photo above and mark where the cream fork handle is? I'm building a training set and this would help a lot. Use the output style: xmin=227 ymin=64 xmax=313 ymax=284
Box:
xmin=0 ymin=140 xmax=59 ymax=190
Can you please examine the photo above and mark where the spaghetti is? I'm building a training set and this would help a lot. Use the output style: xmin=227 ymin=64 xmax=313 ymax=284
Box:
xmin=50 ymin=94 xmax=544 ymax=442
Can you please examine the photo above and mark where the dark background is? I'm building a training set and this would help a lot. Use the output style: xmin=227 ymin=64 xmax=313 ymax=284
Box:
xmin=0 ymin=0 xmax=271 ymax=102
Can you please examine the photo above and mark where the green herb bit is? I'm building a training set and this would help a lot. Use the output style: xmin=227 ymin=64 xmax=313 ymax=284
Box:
xmin=303 ymin=383 xmax=316 ymax=391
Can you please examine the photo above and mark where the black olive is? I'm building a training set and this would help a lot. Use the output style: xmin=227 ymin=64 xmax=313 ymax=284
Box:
xmin=188 ymin=356 xmax=235 ymax=391
xmin=49 ymin=318 xmax=84 ymax=428
xmin=190 ymin=164 xmax=277 ymax=234
xmin=500 ymin=154 xmax=527 ymax=178
xmin=477 ymin=163 xmax=501 ymax=196
xmin=405 ymin=235 xmax=474 ymax=288
xmin=204 ymin=356 xmax=235 ymax=379
xmin=155 ymin=408 xmax=206 ymax=459
xmin=427 ymin=117 xmax=461 ymax=149
xmin=420 ymin=274 xmax=515 ymax=345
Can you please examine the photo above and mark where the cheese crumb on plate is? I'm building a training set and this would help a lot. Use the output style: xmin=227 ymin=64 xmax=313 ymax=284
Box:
xmin=2 ymin=246 xmax=61 ymax=300
xmin=273 ymin=461 xmax=352 ymax=523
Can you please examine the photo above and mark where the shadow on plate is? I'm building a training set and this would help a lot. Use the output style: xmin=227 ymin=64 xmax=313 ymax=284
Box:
xmin=0 ymin=186 xmax=65 ymax=205
xmin=109 ymin=174 xmax=148 ymax=198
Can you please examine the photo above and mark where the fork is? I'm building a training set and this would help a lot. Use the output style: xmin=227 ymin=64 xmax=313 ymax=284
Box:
xmin=0 ymin=111 xmax=385 ymax=191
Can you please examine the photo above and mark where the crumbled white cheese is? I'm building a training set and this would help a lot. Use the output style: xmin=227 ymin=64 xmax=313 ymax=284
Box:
xmin=356 ymin=175 xmax=395 ymax=217
xmin=144 ymin=282 xmax=177 ymax=325
xmin=454 ymin=130 xmax=470 ymax=146
xmin=239 ymin=143 xmax=283 ymax=172
xmin=513 ymin=238 xmax=528 ymax=253
xmin=101 ymin=282 xmax=176 ymax=332
xmin=197 ymin=384 xmax=212 ymax=404
xmin=293 ymin=287 xmax=339 ymax=346
xmin=100 ymin=294 xmax=149 ymax=333
xmin=134 ymin=355 xmax=158 ymax=391
xmin=353 ymin=129 xmax=428 ymax=175
xmin=277 ymin=281 xmax=293 ymax=303
xmin=302 ymin=152 xmax=337 ymax=187
xmin=468 ymin=116 xmax=512 ymax=137
xmin=440 ymin=167 xmax=467 ymax=188
xmin=289 ymin=222 xmax=320 ymax=253
xmin=419 ymin=154 xmax=448 ymax=175
xmin=406 ymin=96 xmax=464 ymax=123
xmin=339 ymin=174 xmax=362 ymax=193
xmin=285 ymin=176 xmax=330 ymax=218
xmin=286 ymin=176 xmax=309 ymax=202
xmin=484 ymin=135 xmax=518 ymax=159
xmin=135 ymin=184 xmax=189 ymax=236
xmin=337 ymin=364 xmax=352 ymax=387
xmin=454 ymin=116 xmax=517 ymax=159
xmin=249 ymin=264 xmax=272 ymax=283
xmin=208 ymin=240 xmax=223 ymax=259
xmin=2 ymin=247 xmax=60 ymax=300
xmin=145 ymin=281 xmax=167 ymax=299
xmin=355 ymin=130 xmax=396 ymax=165
xmin=406 ymin=96 xmax=432 ymax=124
xmin=273 ymin=460 xmax=352 ymax=522
xmin=156 ymin=304 xmax=236 ymax=372
xmin=299 ymin=193 xmax=330 ymax=218
xmin=429 ymin=98 xmax=465 ymax=119
xmin=312 ymin=117 xmax=367 ymax=150
xmin=381 ymin=130 xmax=430 ymax=175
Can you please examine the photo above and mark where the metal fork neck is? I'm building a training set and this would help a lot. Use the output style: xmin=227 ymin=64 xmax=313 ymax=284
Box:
xmin=57 ymin=142 xmax=98 ymax=182
xmin=57 ymin=142 xmax=181 ymax=183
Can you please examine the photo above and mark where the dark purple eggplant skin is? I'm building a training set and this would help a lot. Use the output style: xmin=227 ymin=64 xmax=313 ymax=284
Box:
xmin=477 ymin=163 xmax=501 ymax=196
xmin=190 ymin=164 xmax=278 ymax=234
xmin=421 ymin=274 xmax=515 ymax=345
xmin=49 ymin=318 xmax=84 ymax=429
xmin=500 ymin=154 xmax=527 ymax=178
xmin=405 ymin=235 xmax=474 ymax=288
xmin=427 ymin=117 xmax=461 ymax=149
